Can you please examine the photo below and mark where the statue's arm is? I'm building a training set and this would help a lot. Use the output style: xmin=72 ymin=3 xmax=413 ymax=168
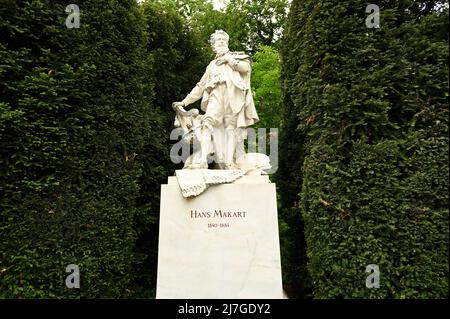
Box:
xmin=181 ymin=66 xmax=209 ymax=107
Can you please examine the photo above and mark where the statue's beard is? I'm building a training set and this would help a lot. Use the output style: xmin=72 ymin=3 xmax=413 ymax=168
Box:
xmin=214 ymin=45 xmax=229 ymax=56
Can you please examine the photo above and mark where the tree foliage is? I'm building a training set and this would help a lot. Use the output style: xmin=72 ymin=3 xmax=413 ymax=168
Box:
xmin=225 ymin=0 xmax=288 ymax=52
xmin=154 ymin=0 xmax=288 ymax=53
xmin=251 ymin=45 xmax=283 ymax=129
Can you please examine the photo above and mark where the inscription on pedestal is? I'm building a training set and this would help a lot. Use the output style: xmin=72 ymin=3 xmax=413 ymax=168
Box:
xmin=190 ymin=209 xmax=247 ymax=229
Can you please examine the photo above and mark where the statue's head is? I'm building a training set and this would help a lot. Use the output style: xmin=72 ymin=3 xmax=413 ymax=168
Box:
xmin=210 ymin=30 xmax=229 ymax=55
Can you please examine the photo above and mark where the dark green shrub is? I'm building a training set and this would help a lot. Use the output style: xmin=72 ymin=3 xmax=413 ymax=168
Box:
xmin=0 ymin=0 xmax=157 ymax=298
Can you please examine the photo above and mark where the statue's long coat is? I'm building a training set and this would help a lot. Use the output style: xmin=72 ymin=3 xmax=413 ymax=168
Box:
xmin=183 ymin=52 xmax=259 ymax=128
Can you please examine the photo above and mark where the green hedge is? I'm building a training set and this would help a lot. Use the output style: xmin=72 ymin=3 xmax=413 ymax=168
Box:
xmin=0 ymin=0 xmax=157 ymax=298
xmin=302 ymin=135 xmax=448 ymax=298
xmin=280 ymin=0 xmax=449 ymax=298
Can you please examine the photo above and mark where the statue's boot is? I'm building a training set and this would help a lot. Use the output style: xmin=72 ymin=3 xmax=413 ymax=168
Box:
xmin=197 ymin=124 xmax=212 ymax=169
xmin=212 ymin=126 xmax=225 ymax=167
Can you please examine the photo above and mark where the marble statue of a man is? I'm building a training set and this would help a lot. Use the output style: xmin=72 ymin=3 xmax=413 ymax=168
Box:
xmin=173 ymin=30 xmax=259 ymax=169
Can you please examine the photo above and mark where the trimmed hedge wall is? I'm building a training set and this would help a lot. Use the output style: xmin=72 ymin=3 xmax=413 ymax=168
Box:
xmin=0 ymin=0 xmax=157 ymax=298
xmin=280 ymin=0 xmax=449 ymax=298
xmin=302 ymin=135 xmax=448 ymax=298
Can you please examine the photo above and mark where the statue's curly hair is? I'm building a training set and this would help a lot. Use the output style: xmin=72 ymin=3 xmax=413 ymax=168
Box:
xmin=210 ymin=30 xmax=229 ymax=46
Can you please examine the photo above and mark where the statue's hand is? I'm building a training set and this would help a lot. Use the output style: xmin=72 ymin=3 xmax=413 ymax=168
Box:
xmin=172 ymin=101 xmax=185 ymax=111
xmin=215 ymin=59 xmax=227 ymax=66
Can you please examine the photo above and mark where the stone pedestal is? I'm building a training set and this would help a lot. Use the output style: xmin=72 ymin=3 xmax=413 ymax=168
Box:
xmin=156 ymin=173 xmax=283 ymax=299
